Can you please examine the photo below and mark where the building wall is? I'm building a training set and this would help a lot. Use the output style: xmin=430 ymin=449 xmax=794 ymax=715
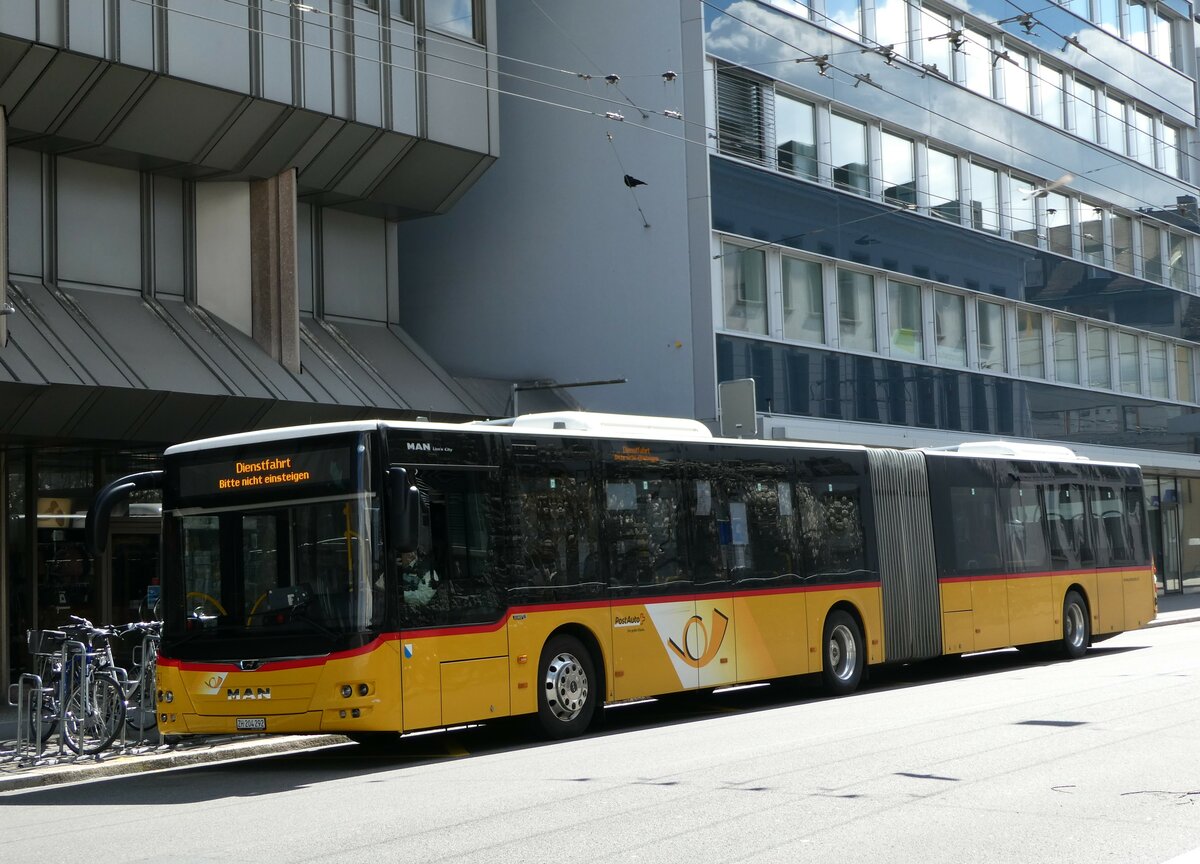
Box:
xmin=394 ymin=1 xmax=701 ymax=417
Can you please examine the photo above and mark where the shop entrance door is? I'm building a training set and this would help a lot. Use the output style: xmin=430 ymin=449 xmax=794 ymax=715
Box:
xmin=108 ymin=521 xmax=160 ymax=624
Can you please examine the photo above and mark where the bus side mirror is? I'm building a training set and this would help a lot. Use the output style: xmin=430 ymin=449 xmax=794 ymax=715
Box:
xmin=388 ymin=466 xmax=420 ymax=553
xmin=86 ymin=470 xmax=164 ymax=557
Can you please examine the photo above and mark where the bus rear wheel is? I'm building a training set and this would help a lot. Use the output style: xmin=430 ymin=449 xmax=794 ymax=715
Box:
xmin=537 ymin=635 xmax=596 ymax=739
xmin=1060 ymin=590 xmax=1090 ymax=659
xmin=821 ymin=610 xmax=864 ymax=696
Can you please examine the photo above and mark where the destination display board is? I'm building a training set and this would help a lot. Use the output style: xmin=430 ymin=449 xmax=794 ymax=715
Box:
xmin=167 ymin=435 xmax=364 ymax=509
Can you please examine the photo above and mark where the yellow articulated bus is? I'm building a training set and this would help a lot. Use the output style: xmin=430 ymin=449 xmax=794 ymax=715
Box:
xmin=87 ymin=412 xmax=1156 ymax=741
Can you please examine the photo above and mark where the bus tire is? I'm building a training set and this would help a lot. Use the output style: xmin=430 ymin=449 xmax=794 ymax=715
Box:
xmin=821 ymin=610 xmax=864 ymax=696
xmin=537 ymin=634 xmax=596 ymax=739
xmin=1060 ymin=590 xmax=1090 ymax=659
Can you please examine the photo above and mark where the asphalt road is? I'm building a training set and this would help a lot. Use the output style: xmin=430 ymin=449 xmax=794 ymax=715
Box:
xmin=3 ymin=623 xmax=1200 ymax=864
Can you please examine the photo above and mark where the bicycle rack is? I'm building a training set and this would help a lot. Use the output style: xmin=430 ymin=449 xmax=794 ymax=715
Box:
xmin=11 ymin=673 xmax=44 ymax=762
xmin=129 ymin=632 xmax=161 ymax=748
xmin=58 ymin=640 xmax=88 ymax=761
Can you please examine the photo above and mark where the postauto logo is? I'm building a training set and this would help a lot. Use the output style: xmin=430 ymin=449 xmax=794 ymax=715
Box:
xmin=667 ymin=609 xmax=730 ymax=669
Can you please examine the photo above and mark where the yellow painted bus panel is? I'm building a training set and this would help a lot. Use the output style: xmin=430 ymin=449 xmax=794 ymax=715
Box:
xmin=402 ymin=637 xmax=443 ymax=731
xmin=1007 ymin=575 xmax=1054 ymax=646
xmin=695 ymin=596 xmax=737 ymax=688
xmin=804 ymin=588 xmax=883 ymax=672
xmin=441 ymin=657 xmax=510 ymax=726
xmin=940 ymin=581 xmax=972 ymax=613
xmin=1095 ymin=570 xmax=1126 ymax=635
xmin=733 ymin=592 xmax=807 ymax=682
xmin=1123 ymin=569 xmax=1156 ymax=629
xmin=612 ymin=600 xmax=697 ymax=699
xmin=971 ymin=579 xmax=1010 ymax=651
xmin=506 ymin=608 xmax=612 ymax=716
xmin=942 ymin=610 xmax=974 ymax=654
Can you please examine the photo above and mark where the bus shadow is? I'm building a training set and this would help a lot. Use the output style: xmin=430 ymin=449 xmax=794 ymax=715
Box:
xmin=2 ymin=642 xmax=1149 ymax=807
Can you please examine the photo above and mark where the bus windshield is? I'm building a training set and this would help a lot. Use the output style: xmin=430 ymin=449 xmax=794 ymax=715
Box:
xmin=164 ymin=495 xmax=382 ymax=646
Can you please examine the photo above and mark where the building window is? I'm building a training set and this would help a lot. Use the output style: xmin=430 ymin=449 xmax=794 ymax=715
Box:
xmin=1000 ymin=48 xmax=1029 ymax=113
xmin=722 ymin=243 xmax=768 ymax=334
xmin=1128 ymin=2 xmax=1150 ymax=52
xmin=1080 ymin=202 xmax=1105 ymax=265
xmin=1141 ymin=222 xmax=1163 ymax=283
xmin=1131 ymin=109 xmax=1155 ymax=167
xmin=1175 ymin=345 xmax=1194 ymax=402
xmin=1168 ymin=232 xmax=1189 ymax=291
xmin=1088 ymin=326 xmax=1111 ymax=388
xmin=921 ymin=6 xmax=953 ymax=78
xmin=768 ymin=0 xmax=811 ymax=17
xmin=825 ymin=0 xmax=862 ymax=39
xmin=963 ymin=28 xmax=992 ymax=96
xmin=1152 ymin=10 xmax=1175 ymax=66
xmin=837 ymin=268 xmax=876 ymax=352
xmin=1007 ymin=175 xmax=1038 ymax=246
xmin=1148 ymin=338 xmax=1168 ymax=398
xmin=776 ymin=93 xmax=817 ymax=179
xmin=716 ymin=70 xmax=767 ymax=164
xmin=888 ymin=280 xmax=923 ymax=359
xmin=1038 ymin=64 xmax=1064 ymax=128
xmin=1045 ymin=191 xmax=1072 ymax=257
xmin=1104 ymin=96 xmax=1127 ymax=154
xmin=978 ymin=300 xmax=1006 ymax=371
xmin=1073 ymin=81 xmax=1098 ymax=142
xmin=1018 ymin=309 xmax=1044 ymax=378
xmin=783 ymin=256 xmax=825 ymax=343
xmin=875 ymin=0 xmax=908 ymax=57
xmin=1053 ymin=317 xmax=1079 ymax=384
xmin=934 ymin=290 xmax=966 ymax=366
xmin=831 ymin=114 xmax=869 ymax=194
xmin=1098 ymin=0 xmax=1120 ymax=36
xmin=928 ymin=148 xmax=960 ymax=221
xmin=881 ymin=131 xmax=915 ymax=206
xmin=970 ymin=163 xmax=999 ymax=234
xmin=1110 ymin=213 xmax=1134 ymax=274
xmin=429 ymin=0 xmax=477 ymax=39
xmin=1162 ymin=124 xmax=1181 ymax=178
xmin=1118 ymin=331 xmax=1141 ymax=393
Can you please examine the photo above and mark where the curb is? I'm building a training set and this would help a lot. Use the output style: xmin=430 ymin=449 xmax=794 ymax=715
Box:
xmin=1147 ymin=614 xmax=1200 ymax=628
xmin=0 ymin=734 xmax=349 ymax=793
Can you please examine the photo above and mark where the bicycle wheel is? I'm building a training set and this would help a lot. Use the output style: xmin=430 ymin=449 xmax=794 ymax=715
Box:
xmin=26 ymin=676 xmax=60 ymax=746
xmin=126 ymin=657 xmax=158 ymax=732
xmin=63 ymin=671 xmax=126 ymax=755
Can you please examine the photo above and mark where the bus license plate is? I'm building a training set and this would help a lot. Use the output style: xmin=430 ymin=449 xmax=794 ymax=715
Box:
xmin=236 ymin=717 xmax=267 ymax=731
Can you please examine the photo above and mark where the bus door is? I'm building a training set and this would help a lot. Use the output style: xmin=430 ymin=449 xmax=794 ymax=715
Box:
xmin=602 ymin=442 xmax=702 ymax=700
xmin=1001 ymin=465 xmax=1055 ymax=646
xmin=1089 ymin=481 xmax=1131 ymax=635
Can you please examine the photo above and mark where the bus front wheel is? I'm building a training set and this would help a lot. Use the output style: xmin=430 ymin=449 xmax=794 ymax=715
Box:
xmin=537 ymin=635 xmax=596 ymax=739
xmin=1060 ymin=590 xmax=1090 ymax=659
xmin=821 ymin=610 xmax=864 ymax=696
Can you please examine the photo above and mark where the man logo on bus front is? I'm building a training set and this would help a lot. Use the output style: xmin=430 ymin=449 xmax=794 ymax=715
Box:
xmin=667 ymin=609 xmax=730 ymax=668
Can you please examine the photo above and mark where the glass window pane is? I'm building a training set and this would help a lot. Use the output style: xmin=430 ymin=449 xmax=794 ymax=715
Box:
xmin=1111 ymin=213 xmax=1133 ymax=274
xmin=722 ymin=243 xmax=768 ymax=334
xmin=1038 ymin=64 xmax=1064 ymax=127
xmin=1153 ymin=11 xmax=1175 ymax=66
xmin=934 ymin=290 xmax=966 ymax=366
xmin=1098 ymin=0 xmax=1120 ymax=36
xmin=963 ymin=29 xmax=992 ymax=96
xmin=783 ymin=257 xmax=825 ymax=343
xmin=717 ymin=71 xmax=766 ymax=162
xmin=875 ymin=0 xmax=908 ymax=57
xmin=1001 ymin=48 xmax=1029 ymax=113
xmin=826 ymin=0 xmax=861 ymax=39
xmin=920 ymin=7 xmax=952 ymax=77
xmin=1018 ymin=309 xmax=1044 ymax=378
xmin=1045 ymin=191 xmax=1072 ymax=257
xmin=768 ymin=0 xmax=810 ymax=17
xmin=1168 ymin=232 xmax=1189 ymax=291
xmin=1088 ymin=326 xmax=1111 ymax=388
xmin=1175 ymin=345 xmax=1194 ymax=402
xmin=1073 ymin=81 xmax=1097 ymax=142
xmin=1162 ymin=125 xmax=1181 ymax=178
xmin=1129 ymin=2 xmax=1150 ymax=52
xmin=881 ymin=131 xmax=915 ymax=206
xmin=1105 ymin=97 xmax=1126 ymax=154
xmin=776 ymin=93 xmax=817 ymax=179
xmin=837 ymin=268 xmax=876 ymax=352
xmin=1053 ymin=317 xmax=1079 ymax=384
xmin=928 ymin=148 xmax=960 ymax=221
xmin=429 ymin=0 xmax=475 ymax=38
xmin=1141 ymin=222 xmax=1163 ymax=283
xmin=1148 ymin=339 xmax=1168 ymax=397
xmin=978 ymin=301 xmax=1006 ymax=371
xmin=1118 ymin=332 xmax=1141 ymax=393
xmin=1132 ymin=110 xmax=1155 ymax=167
xmin=831 ymin=114 xmax=869 ymax=194
xmin=1007 ymin=175 xmax=1038 ymax=246
xmin=1080 ymin=202 xmax=1104 ymax=265
xmin=888 ymin=280 xmax=923 ymax=359
xmin=970 ymin=163 xmax=999 ymax=233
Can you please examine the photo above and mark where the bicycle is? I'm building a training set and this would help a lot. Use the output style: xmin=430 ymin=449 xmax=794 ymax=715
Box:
xmin=27 ymin=616 xmax=127 ymax=755
xmin=117 ymin=620 xmax=162 ymax=734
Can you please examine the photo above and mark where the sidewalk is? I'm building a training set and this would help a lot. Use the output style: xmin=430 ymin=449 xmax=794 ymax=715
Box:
xmin=3 ymin=591 xmax=1198 ymax=793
